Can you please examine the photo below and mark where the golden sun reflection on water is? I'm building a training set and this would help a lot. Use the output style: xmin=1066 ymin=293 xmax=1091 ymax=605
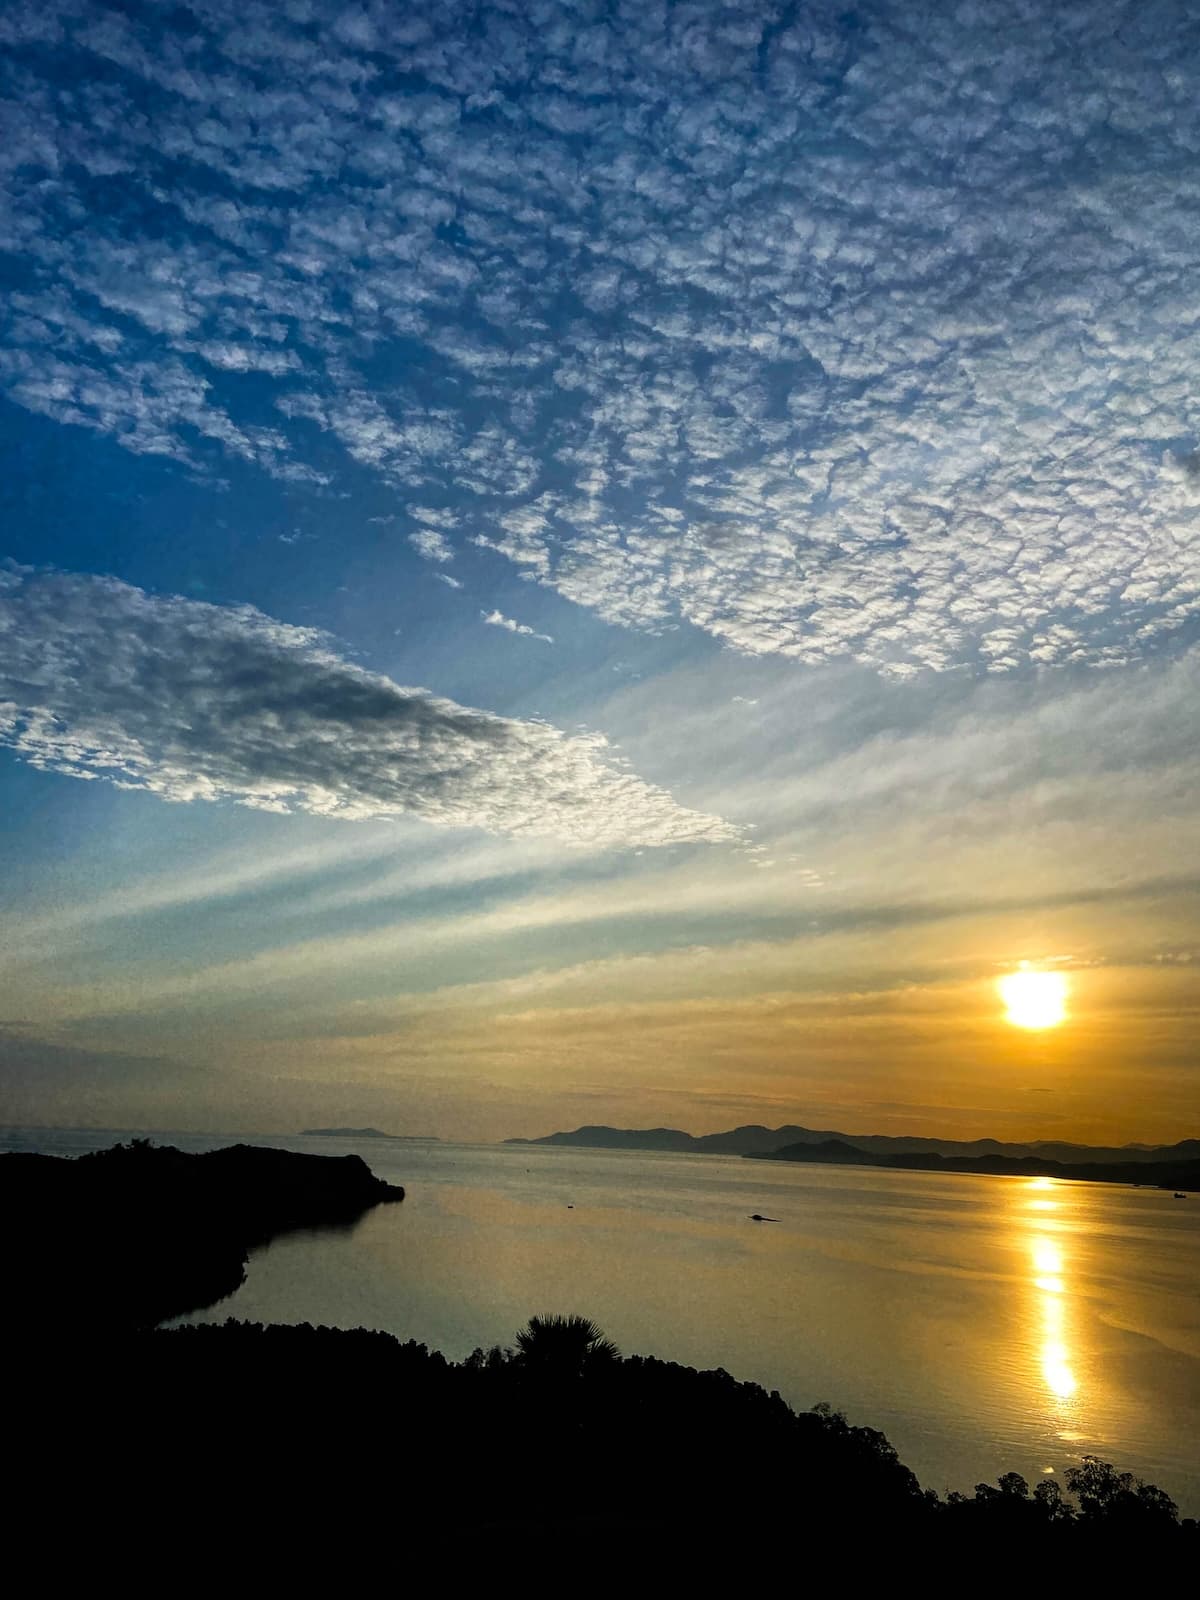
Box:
xmin=1021 ymin=1183 xmax=1081 ymax=1409
xmin=1041 ymin=1298 xmax=1078 ymax=1401
xmin=1032 ymin=1239 xmax=1065 ymax=1296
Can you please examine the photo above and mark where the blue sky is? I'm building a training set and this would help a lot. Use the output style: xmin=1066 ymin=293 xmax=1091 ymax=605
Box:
xmin=2 ymin=0 xmax=1198 ymax=1141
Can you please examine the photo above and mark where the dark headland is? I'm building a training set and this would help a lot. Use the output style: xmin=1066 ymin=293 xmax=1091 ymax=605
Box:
xmin=2 ymin=1138 xmax=404 ymax=1330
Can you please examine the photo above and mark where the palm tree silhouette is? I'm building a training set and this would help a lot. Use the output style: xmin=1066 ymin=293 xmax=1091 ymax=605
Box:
xmin=513 ymin=1314 xmax=620 ymax=1377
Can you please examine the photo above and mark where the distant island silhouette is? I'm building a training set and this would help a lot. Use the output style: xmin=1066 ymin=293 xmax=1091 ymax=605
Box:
xmin=302 ymin=1126 xmax=440 ymax=1141
xmin=2 ymin=1139 xmax=404 ymax=1331
xmin=507 ymin=1123 xmax=1199 ymax=1189
xmin=748 ymin=1139 xmax=1200 ymax=1191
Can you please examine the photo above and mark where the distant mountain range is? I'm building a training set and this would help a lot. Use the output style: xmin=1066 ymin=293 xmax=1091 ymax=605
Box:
xmin=504 ymin=1122 xmax=1199 ymax=1166
xmin=750 ymin=1138 xmax=1200 ymax=1192
xmin=302 ymin=1127 xmax=440 ymax=1142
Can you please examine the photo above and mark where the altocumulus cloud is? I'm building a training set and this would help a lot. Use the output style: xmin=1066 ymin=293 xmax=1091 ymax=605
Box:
xmin=3 ymin=1 xmax=1200 ymax=673
xmin=0 ymin=569 xmax=735 ymax=847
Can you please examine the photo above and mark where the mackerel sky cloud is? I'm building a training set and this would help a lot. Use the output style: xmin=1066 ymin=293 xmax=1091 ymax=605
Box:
xmin=0 ymin=567 xmax=732 ymax=846
xmin=3 ymin=0 xmax=1198 ymax=675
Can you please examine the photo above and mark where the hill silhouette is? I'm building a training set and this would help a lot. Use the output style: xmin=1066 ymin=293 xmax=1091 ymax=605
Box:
xmin=7 ymin=1316 xmax=1193 ymax=1567
xmin=302 ymin=1126 xmax=439 ymax=1140
xmin=506 ymin=1121 xmax=1198 ymax=1166
xmin=2 ymin=1139 xmax=404 ymax=1331
xmin=749 ymin=1142 xmax=1200 ymax=1191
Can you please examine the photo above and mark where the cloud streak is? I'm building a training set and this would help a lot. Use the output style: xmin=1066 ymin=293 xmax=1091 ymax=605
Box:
xmin=482 ymin=608 xmax=553 ymax=644
xmin=0 ymin=567 xmax=734 ymax=847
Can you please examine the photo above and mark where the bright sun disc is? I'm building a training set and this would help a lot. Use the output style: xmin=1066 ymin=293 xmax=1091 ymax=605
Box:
xmin=998 ymin=965 xmax=1069 ymax=1030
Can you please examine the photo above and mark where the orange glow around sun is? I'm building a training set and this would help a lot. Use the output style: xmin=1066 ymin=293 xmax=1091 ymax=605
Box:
xmin=997 ymin=963 xmax=1070 ymax=1030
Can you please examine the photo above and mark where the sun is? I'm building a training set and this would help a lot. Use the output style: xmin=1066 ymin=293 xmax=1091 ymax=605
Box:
xmin=997 ymin=964 xmax=1069 ymax=1030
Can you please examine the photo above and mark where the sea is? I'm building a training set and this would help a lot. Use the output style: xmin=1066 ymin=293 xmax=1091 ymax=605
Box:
xmin=5 ymin=1124 xmax=1198 ymax=1514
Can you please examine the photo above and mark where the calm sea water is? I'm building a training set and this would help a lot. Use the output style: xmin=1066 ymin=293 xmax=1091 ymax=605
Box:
xmin=6 ymin=1125 xmax=1198 ymax=1512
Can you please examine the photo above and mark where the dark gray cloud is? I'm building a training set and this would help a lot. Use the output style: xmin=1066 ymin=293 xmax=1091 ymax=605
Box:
xmin=2 ymin=2 xmax=1200 ymax=671
xmin=0 ymin=567 xmax=735 ymax=846
xmin=0 ymin=1020 xmax=177 ymax=1090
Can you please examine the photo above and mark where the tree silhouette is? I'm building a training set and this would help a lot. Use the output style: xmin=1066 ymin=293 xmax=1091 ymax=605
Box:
xmin=1066 ymin=1455 xmax=1181 ymax=1528
xmin=513 ymin=1313 xmax=620 ymax=1377
xmin=1032 ymin=1478 xmax=1072 ymax=1522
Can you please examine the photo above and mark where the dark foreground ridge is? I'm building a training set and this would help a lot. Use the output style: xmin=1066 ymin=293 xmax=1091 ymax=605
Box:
xmin=748 ymin=1138 xmax=1200 ymax=1191
xmin=8 ymin=1315 xmax=1194 ymax=1567
xmin=2 ymin=1139 xmax=403 ymax=1330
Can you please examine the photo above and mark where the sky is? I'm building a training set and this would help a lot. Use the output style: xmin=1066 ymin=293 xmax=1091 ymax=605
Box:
xmin=1 ymin=0 xmax=1198 ymax=1144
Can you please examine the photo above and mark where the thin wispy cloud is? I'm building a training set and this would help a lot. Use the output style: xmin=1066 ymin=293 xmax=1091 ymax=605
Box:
xmin=482 ymin=608 xmax=553 ymax=645
xmin=2 ymin=1 xmax=1198 ymax=675
xmin=0 ymin=567 xmax=734 ymax=848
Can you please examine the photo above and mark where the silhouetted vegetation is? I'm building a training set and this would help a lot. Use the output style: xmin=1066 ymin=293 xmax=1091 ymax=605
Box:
xmin=513 ymin=1313 xmax=621 ymax=1375
xmin=8 ymin=1314 xmax=1192 ymax=1566
xmin=1 ymin=1139 xmax=403 ymax=1330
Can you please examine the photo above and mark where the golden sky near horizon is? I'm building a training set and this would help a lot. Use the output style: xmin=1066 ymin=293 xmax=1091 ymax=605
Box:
xmin=6 ymin=788 xmax=1196 ymax=1144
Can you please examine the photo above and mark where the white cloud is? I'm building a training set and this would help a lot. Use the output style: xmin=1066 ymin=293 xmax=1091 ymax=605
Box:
xmin=190 ymin=341 xmax=302 ymax=375
xmin=408 ymin=526 xmax=454 ymax=564
xmin=0 ymin=566 xmax=735 ymax=848
xmin=409 ymin=507 xmax=459 ymax=529
xmin=3 ymin=1 xmax=1200 ymax=672
xmin=482 ymin=607 xmax=553 ymax=644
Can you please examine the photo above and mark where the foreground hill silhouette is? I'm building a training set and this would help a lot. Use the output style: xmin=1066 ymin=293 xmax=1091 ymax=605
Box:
xmin=1 ymin=1139 xmax=403 ymax=1329
xmin=8 ymin=1314 xmax=1194 ymax=1566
